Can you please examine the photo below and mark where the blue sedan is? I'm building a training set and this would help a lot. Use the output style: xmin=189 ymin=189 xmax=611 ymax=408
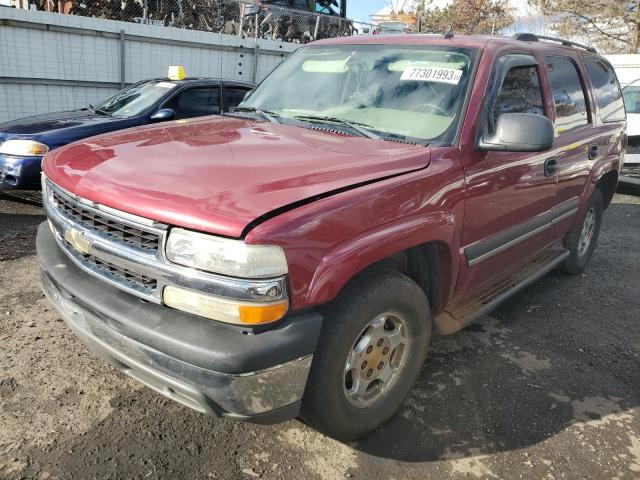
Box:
xmin=0 ymin=77 xmax=254 ymax=189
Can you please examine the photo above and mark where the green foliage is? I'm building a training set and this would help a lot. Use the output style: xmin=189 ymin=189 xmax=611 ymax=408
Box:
xmin=529 ymin=0 xmax=639 ymax=53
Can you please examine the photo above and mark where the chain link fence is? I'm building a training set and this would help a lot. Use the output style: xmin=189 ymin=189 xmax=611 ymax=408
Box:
xmin=25 ymin=0 xmax=380 ymax=44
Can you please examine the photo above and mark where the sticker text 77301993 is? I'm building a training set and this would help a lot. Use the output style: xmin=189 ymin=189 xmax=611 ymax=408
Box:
xmin=400 ymin=67 xmax=463 ymax=85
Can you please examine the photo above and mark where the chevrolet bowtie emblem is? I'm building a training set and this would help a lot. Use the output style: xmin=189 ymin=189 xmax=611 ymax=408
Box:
xmin=64 ymin=228 xmax=91 ymax=255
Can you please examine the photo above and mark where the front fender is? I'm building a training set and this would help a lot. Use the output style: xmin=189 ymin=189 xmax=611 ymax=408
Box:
xmin=246 ymin=147 xmax=466 ymax=311
xmin=305 ymin=211 xmax=459 ymax=307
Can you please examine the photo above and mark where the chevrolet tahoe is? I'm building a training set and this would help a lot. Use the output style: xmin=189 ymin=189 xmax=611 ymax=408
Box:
xmin=37 ymin=33 xmax=625 ymax=440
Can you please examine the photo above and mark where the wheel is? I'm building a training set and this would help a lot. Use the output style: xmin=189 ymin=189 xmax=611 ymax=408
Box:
xmin=561 ymin=189 xmax=604 ymax=274
xmin=301 ymin=269 xmax=432 ymax=441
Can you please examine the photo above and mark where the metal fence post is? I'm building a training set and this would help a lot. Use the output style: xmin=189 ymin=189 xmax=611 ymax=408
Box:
xmin=313 ymin=15 xmax=320 ymax=40
xmin=119 ymin=30 xmax=126 ymax=89
xmin=143 ymin=0 xmax=148 ymax=24
xmin=252 ymin=43 xmax=260 ymax=83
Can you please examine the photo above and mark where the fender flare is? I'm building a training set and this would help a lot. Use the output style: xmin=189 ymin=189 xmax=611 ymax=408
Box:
xmin=304 ymin=211 xmax=460 ymax=308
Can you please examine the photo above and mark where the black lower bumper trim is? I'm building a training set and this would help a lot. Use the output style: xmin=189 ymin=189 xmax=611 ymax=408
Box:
xmin=36 ymin=222 xmax=323 ymax=375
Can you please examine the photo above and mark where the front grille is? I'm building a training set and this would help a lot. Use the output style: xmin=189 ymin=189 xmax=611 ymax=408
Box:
xmin=83 ymin=253 xmax=158 ymax=290
xmin=52 ymin=190 xmax=160 ymax=252
xmin=63 ymin=238 xmax=157 ymax=291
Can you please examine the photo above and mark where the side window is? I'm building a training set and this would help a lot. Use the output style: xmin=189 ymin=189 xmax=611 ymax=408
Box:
xmin=223 ymin=87 xmax=251 ymax=112
xmin=583 ymin=56 xmax=626 ymax=122
xmin=492 ymin=65 xmax=544 ymax=127
xmin=165 ymin=86 xmax=221 ymax=119
xmin=546 ymin=57 xmax=589 ymax=133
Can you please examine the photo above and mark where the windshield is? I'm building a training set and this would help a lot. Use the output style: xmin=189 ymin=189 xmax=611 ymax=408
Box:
xmin=240 ymin=44 xmax=477 ymax=144
xmin=623 ymin=85 xmax=640 ymax=114
xmin=378 ymin=22 xmax=407 ymax=31
xmin=95 ymin=81 xmax=177 ymax=117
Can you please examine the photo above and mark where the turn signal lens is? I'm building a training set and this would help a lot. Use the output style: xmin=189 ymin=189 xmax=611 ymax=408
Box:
xmin=163 ymin=285 xmax=288 ymax=325
xmin=238 ymin=302 xmax=290 ymax=324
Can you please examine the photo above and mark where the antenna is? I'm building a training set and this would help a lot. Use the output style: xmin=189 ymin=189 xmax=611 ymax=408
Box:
xmin=442 ymin=26 xmax=454 ymax=39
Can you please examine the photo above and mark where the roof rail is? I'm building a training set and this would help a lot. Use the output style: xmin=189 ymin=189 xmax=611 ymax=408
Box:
xmin=513 ymin=33 xmax=597 ymax=54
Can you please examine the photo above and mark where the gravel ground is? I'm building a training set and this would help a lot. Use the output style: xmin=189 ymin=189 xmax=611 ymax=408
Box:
xmin=0 ymin=190 xmax=638 ymax=480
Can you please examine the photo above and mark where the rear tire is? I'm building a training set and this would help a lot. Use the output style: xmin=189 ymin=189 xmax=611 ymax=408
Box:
xmin=301 ymin=269 xmax=431 ymax=441
xmin=561 ymin=189 xmax=604 ymax=274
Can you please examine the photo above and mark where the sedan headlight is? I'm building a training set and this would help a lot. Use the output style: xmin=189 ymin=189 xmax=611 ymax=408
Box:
xmin=0 ymin=139 xmax=49 ymax=156
xmin=166 ymin=228 xmax=288 ymax=278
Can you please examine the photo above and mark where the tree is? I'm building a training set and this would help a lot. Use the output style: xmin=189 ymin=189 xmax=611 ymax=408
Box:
xmin=529 ymin=0 xmax=639 ymax=54
xmin=417 ymin=0 xmax=514 ymax=35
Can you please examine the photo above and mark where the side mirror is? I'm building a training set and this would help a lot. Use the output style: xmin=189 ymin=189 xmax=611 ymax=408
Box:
xmin=478 ymin=113 xmax=554 ymax=152
xmin=150 ymin=108 xmax=175 ymax=122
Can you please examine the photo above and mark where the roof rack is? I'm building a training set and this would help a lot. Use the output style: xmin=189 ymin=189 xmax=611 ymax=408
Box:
xmin=513 ymin=33 xmax=597 ymax=54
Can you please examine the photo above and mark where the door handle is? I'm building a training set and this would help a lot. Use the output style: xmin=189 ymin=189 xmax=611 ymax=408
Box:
xmin=588 ymin=144 xmax=599 ymax=160
xmin=544 ymin=157 xmax=558 ymax=177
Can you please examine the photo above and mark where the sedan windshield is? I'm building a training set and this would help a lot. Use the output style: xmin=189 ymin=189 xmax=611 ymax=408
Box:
xmin=95 ymin=81 xmax=178 ymax=117
xmin=241 ymin=44 xmax=477 ymax=143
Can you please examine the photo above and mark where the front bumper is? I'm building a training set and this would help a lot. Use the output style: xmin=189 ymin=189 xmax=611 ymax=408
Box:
xmin=37 ymin=222 xmax=323 ymax=423
xmin=0 ymin=154 xmax=42 ymax=189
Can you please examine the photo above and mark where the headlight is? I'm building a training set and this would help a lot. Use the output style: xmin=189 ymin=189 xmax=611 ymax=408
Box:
xmin=166 ymin=228 xmax=288 ymax=278
xmin=0 ymin=139 xmax=49 ymax=156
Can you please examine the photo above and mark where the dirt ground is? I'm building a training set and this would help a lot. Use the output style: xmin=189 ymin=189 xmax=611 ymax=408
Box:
xmin=0 ymin=190 xmax=638 ymax=480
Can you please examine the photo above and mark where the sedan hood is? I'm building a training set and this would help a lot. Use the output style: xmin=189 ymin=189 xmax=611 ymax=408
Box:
xmin=0 ymin=109 xmax=122 ymax=136
xmin=43 ymin=116 xmax=429 ymax=238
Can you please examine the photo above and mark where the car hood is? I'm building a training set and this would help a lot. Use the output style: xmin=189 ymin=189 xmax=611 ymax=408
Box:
xmin=0 ymin=109 xmax=124 ymax=137
xmin=43 ymin=116 xmax=429 ymax=238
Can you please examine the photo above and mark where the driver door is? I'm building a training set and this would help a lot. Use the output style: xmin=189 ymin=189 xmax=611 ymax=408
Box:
xmin=454 ymin=53 xmax=558 ymax=297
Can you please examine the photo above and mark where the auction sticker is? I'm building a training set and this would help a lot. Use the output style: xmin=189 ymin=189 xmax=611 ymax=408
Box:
xmin=401 ymin=67 xmax=463 ymax=84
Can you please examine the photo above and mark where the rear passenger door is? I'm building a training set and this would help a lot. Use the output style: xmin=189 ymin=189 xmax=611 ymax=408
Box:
xmin=543 ymin=55 xmax=593 ymax=219
xmin=222 ymin=85 xmax=252 ymax=112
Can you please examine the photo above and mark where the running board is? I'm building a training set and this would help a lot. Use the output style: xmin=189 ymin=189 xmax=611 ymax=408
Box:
xmin=434 ymin=248 xmax=570 ymax=335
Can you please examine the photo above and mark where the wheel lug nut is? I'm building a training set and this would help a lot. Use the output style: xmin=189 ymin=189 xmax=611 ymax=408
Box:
xmin=366 ymin=346 xmax=373 ymax=354
xmin=377 ymin=339 xmax=384 ymax=347
xmin=366 ymin=369 xmax=373 ymax=378
xmin=377 ymin=362 xmax=383 ymax=370
xmin=361 ymin=361 xmax=367 ymax=370
xmin=383 ymin=347 xmax=389 ymax=355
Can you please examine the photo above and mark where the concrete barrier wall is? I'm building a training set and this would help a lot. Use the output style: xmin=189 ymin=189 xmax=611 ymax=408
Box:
xmin=0 ymin=8 xmax=298 ymax=123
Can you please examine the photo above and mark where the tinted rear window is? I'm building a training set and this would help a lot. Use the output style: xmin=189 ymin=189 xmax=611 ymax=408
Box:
xmin=583 ymin=56 xmax=625 ymax=122
xmin=546 ymin=56 xmax=589 ymax=133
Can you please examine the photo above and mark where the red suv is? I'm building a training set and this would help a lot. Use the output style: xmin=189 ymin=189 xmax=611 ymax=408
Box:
xmin=37 ymin=33 xmax=625 ymax=440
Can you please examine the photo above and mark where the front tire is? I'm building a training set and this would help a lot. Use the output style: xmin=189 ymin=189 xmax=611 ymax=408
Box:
xmin=301 ymin=269 xmax=432 ymax=441
xmin=561 ymin=189 xmax=604 ymax=274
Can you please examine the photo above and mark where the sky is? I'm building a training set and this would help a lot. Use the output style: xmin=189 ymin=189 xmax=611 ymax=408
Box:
xmin=346 ymin=0 xmax=535 ymax=26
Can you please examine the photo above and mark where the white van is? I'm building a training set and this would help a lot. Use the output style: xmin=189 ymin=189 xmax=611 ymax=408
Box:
xmin=622 ymin=79 xmax=640 ymax=176
xmin=605 ymin=55 xmax=640 ymax=88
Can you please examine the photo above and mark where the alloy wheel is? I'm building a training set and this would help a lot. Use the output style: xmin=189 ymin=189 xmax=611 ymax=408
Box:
xmin=343 ymin=312 xmax=410 ymax=408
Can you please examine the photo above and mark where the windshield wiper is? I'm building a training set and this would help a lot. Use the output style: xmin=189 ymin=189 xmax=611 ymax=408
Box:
xmin=293 ymin=114 xmax=381 ymax=140
xmin=87 ymin=104 xmax=111 ymax=116
xmin=233 ymin=106 xmax=281 ymax=124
